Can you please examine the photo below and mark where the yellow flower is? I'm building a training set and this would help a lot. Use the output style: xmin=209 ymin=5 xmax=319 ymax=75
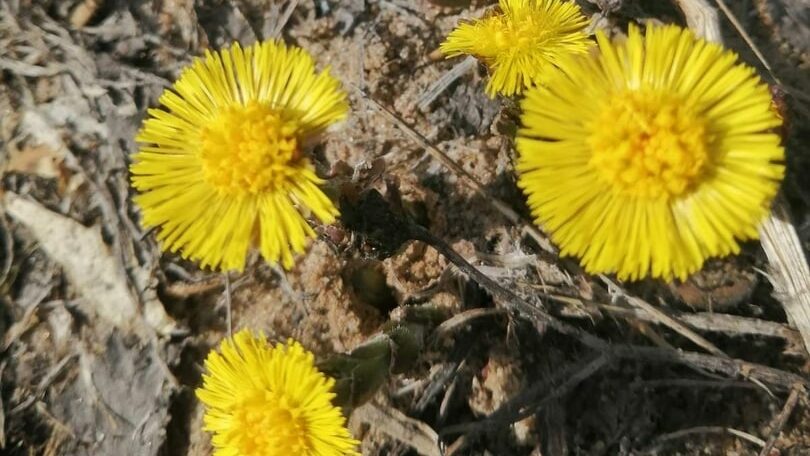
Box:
xmin=439 ymin=0 xmax=591 ymax=97
xmin=196 ymin=330 xmax=359 ymax=456
xmin=131 ymin=41 xmax=348 ymax=272
xmin=516 ymin=25 xmax=784 ymax=281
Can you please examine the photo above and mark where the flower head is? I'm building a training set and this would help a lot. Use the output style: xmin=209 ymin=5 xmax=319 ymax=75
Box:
xmin=196 ymin=330 xmax=359 ymax=456
xmin=516 ymin=25 xmax=784 ymax=281
xmin=131 ymin=41 xmax=348 ymax=272
xmin=440 ymin=0 xmax=591 ymax=97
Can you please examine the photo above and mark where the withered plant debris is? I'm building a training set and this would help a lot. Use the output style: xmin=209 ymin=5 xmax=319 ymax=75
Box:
xmin=1 ymin=0 xmax=810 ymax=455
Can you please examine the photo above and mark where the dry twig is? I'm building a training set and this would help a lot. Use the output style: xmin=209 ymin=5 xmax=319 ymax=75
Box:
xmin=594 ymin=303 xmax=803 ymax=350
xmin=640 ymin=426 xmax=765 ymax=454
xmin=343 ymin=190 xmax=810 ymax=392
xmin=759 ymin=385 xmax=804 ymax=456
xmin=354 ymin=86 xmax=556 ymax=254
xmin=442 ymin=354 xmax=611 ymax=435
xmin=602 ymin=276 xmax=728 ymax=357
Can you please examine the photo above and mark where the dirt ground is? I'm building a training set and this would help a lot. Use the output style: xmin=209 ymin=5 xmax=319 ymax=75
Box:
xmin=1 ymin=0 xmax=810 ymax=455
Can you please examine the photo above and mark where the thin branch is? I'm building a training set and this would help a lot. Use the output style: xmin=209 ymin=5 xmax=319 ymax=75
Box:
xmin=759 ymin=385 xmax=804 ymax=456
xmin=602 ymin=276 xmax=728 ymax=358
xmin=632 ymin=378 xmax=759 ymax=391
xmin=353 ymin=86 xmax=557 ymax=254
xmin=411 ymin=222 xmax=608 ymax=351
xmin=342 ymin=189 xmax=810 ymax=392
xmin=442 ymin=354 xmax=610 ymax=435
xmin=544 ymin=290 xmax=802 ymax=346
xmin=641 ymin=426 xmax=765 ymax=454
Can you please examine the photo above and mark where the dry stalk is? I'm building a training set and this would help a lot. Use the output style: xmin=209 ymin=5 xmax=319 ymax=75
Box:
xmin=760 ymin=200 xmax=810 ymax=352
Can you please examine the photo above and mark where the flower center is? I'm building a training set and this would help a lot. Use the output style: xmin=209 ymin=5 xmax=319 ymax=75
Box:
xmin=588 ymin=90 xmax=712 ymax=199
xmin=490 ymin=16 xmax=549 ymax=56
xmin=232 ymin=391 xmax=310 ymax=455
xmin=199 ymin=101 xmax=301 ymax=196
xmin=493 ymin=23 xmax=530 ymax=50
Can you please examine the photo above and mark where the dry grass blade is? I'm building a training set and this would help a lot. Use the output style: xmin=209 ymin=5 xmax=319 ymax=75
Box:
xmin=632 ymin=378 xmax=759 ymax=390
xmin=712 ymin=0 xmax=778 ymax=82
xmin=552 ymin=292 xmax=803 ymax=347
xmin=417 ymin=55 xmax=477 ymax=112
xmin=268 ymin=0 xmax=299 ymax=39
xmin=611 ymin=345 xmax=806 ymax=391
xmin=678 ymin=312 xmax=802 ymax=345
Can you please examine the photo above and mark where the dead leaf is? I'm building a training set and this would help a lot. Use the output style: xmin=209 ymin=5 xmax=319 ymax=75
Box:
xmin=47 ymin=331 xmax=173 ymax=455
xmin=4 ymin=193 xmax=138 ymax=328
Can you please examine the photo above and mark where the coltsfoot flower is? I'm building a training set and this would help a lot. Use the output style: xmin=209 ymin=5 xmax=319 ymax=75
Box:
xmin=131 ymin=41 xmax=348 ymax=271
xmin=517 ymin=25 xmax=784 ymax=281
xmin=196 ymin=330 xmax=359 ymax=456
xmin=440 ymin=0 xmax=591 ymax=97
